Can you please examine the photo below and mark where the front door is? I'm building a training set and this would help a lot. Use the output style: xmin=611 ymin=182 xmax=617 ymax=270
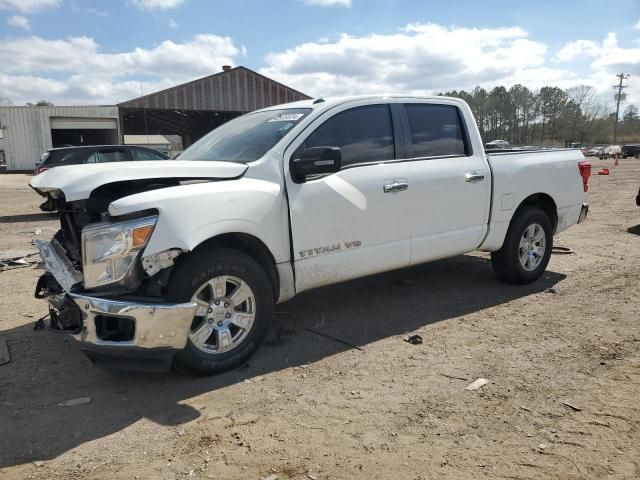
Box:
xmin=284 ymin=103 xmax=412 ymax=293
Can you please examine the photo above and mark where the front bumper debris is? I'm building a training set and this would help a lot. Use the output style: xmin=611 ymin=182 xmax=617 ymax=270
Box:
xmin=34 ymin=239 xmax=82 ymax=292
xmin=34 ymin=239 xmax=197 ymax=370
xmin=578 ymin=203 xmax=589 ymax=223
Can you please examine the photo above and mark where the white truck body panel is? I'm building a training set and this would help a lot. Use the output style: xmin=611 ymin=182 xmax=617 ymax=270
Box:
xmin=282 ymin=98 xmax=413 ymax=292
xmin=30 ymin=94 xmax=587 ymax=302
xmin=401 ymin=98 xmax=492 ymax=265
xmin=109 ymin=177 xmax=291 ymax=263
xmin=479 ymin=149 xmax=586 ymax=251
xmin=30 ymin=160 xmax=247 ymax=201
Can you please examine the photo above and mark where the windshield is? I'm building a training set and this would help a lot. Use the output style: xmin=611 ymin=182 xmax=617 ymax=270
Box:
xmin=179 ymin=108 xmax=311 ymax=163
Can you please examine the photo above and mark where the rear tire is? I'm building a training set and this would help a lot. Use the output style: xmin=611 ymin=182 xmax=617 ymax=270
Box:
xmin=491 ymin=207 xmax=553 ymax=285
xmin=167 ymin=247 xmax=273 ymax=375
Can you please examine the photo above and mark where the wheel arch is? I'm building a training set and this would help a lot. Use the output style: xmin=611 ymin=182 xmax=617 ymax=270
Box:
xmin=190 ymin=233 xmax=280 ymax=302
xmin=513 ymin=193 xmax=558 ymax=233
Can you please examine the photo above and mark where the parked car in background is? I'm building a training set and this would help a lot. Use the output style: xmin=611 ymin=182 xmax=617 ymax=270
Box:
xmin=622 ymin=144 xmax=640 ymax=159
xmin=34 ymin=145 xmax=170 ymax=211
xmin=34 ymin=145 xmax=170 ymax=175
xmin=485 ymin=139 xmax=510 ymax=150
xmin=586 ymin=146 xmax=604 ymax=157
xmin=603 ymin=145 xmax=621 ymax=159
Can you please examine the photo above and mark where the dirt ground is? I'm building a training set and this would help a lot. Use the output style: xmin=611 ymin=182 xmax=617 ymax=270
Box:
xmin=0 ymin=158 xmax=638 ymax=480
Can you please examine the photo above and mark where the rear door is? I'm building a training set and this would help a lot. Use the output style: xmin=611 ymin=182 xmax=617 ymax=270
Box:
xmin=399 ymin=101 xmax=491 ymax=265
xmin=284 ymin=102 xmax=412 ymax=293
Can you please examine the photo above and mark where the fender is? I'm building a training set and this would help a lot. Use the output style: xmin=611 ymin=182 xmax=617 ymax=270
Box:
xmin=480 ymin=149 xmax=584 ymax=251
xmin=108 ymin=178 xmax=291 ymax=263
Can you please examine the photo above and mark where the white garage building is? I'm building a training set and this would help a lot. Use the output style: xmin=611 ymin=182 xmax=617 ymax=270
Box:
xmin=0 ymin=106 xmax=120 ymax=171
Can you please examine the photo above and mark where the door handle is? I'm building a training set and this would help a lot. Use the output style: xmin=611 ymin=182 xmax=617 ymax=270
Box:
xmin=465 ymin=172 xmax=485 ymax=182
xmin=383 ymin=181 xmax=409 ymax=193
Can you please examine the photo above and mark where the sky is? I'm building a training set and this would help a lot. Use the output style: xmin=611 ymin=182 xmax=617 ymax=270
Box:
xmin=0 ymin=0 xmax=639 ymax=110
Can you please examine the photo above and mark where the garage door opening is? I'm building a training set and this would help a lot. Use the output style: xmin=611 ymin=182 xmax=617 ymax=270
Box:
xmin=50 ymin=117 xmax=118 ymax=148
xmin=51 ymin=129 xmax=118 ymax=147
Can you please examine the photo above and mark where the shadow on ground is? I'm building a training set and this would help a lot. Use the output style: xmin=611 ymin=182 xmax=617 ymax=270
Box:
xmin=627 ymin=224 xmax=640 ymax=236
xmin=0 ymin=254 xmax=565 ymax=467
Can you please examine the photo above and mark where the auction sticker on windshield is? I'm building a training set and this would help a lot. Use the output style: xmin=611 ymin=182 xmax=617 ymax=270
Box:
xmin=268 ymin=113 xmax=306 ymax=122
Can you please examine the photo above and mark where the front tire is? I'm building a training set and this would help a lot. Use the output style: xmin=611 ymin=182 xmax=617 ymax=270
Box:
xmin=491 ymin=207 xmax=553 ymax=285
xmin=167 ymin=247 xmax=273 ymax=375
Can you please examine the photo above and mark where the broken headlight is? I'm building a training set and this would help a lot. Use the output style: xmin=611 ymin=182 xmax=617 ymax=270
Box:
xmin=82 ymin=215 xmax=157 ymax=289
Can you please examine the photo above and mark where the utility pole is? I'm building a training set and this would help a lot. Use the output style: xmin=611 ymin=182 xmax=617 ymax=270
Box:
xmin=613 ymin=73 xmax=629 ymax=143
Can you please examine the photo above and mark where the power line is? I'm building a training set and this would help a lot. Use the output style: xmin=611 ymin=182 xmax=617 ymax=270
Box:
xmin=613 ymin=73 xmax=629 ymax=144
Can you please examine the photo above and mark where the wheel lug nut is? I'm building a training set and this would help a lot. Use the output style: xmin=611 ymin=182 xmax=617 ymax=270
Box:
xmin=224 ymin=302 xmax=229 ymax=308
xmin=217 ymin=321 xmax=223 ymax=327
xmin=207 ymin=307 xmax=213 ymax=313
xmin=225 ymin=313 xmax=231 ymax=318
xmin=215 ymin=301 xmax=220 ymax=306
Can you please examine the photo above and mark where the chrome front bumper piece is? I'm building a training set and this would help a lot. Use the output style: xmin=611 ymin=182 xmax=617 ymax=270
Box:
xmin=69 ymin=294 xmax=197 ymax=350
xmin=35 ymin=239 xmax=196 ymax=353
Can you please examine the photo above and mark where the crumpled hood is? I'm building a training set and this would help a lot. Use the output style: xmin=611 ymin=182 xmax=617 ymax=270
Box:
xmin=29 ymin=160 xmax=248 ymax=201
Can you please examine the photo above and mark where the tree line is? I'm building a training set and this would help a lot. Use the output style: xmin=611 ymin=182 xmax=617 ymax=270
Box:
xmin=438 ymin=85 xmax=639 ymax=146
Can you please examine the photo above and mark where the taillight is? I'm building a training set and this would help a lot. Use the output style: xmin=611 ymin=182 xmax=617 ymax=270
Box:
xmin=578 ymin=160 xmax=591 ymax=192
xmin=36 ymin=166 xmax=49 ymax=174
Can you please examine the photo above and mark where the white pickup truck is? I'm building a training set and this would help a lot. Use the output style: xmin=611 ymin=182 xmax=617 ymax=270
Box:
xmin=30 ymin=95 xmax=590 ymax=374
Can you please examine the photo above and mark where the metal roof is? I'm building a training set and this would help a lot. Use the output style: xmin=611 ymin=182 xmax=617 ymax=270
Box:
xmin=117 ymin=66 xmax=310 ymax=112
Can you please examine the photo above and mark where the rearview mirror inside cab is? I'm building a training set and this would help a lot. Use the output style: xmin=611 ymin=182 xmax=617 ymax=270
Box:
xmin=290 ymin=146 xmax=341 ymax=183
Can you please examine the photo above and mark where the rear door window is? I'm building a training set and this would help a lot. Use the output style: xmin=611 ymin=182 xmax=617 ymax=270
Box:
xmin=303 ymin=104 xmax=395 ymax=167
xmin=48 ymin=149 xmax=95 ymax=165
xmin=86 ymin=152 xmax=99 ymax=163
xmin=97 ymin=148 xmax=130 ymax=163
xmin=132 ymin=148 xmax=168 ymax=160
xmin=403 ymin=104 xmax=468 ymax=158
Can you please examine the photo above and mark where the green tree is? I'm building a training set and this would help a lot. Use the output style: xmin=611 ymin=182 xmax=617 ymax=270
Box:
xmin=26 ymin=100 xmax=54 ymax=106
xmin=623 ymin=105 xmax=639 ymax=121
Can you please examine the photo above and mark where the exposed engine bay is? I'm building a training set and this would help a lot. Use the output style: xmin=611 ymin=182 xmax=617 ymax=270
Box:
xmin=32 ymin=178 xmax=198 ymax=300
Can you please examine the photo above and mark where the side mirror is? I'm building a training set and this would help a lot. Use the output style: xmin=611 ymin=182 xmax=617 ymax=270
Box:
xmin=290 ymin=147 xmax=341 ymax=183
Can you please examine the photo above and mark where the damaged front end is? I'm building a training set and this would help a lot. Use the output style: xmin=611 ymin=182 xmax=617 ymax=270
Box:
xmin=32 ymin=183 xmax=197 ymax=371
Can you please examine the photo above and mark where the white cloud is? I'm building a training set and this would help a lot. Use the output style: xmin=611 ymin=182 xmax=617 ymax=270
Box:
xmin=260 ymin=23 xmax=640 ymax=106
xmin=302 ymin=0 xmax=351 ymax=7
xmin=0 ymin=0 xmax=59 ymax=13
xmin=553 ymin=33 xmax=640 ymax=102
xmin=168 ymin=18 xmax=178 ymax=28
xmin=0 ymin=34 xmax=242 ymax=104
xmin=261 ymin=23 xmax=547 ymax=97
xmin=130 ymin=0 xmax=184 ymax=10
xmin=6 ymin=14 xmax=30 ymax=30
xmin=635 ymin=20 xmax=640 ymax=30
xmin=553 ymin=32 xmax=640 ymax=70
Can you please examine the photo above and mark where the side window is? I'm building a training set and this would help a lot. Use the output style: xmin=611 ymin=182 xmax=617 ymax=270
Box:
xmin=132 ymin=148 xmax=167 ymax=160
xmin=97 ymin=148 xmax=129 ymax=162
xmin=303 ymin=104 xmax=394 ymax=167
xmin=404 ymin=104 xmax=467 ymax=158
xmin=86 ymin=152 xmax=99 ymax=163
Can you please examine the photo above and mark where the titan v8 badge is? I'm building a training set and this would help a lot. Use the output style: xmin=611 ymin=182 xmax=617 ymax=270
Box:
xmin=299 ymin=240 xmax=361 ymax=258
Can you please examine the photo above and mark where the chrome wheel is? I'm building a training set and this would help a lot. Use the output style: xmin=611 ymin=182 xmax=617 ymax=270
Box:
xmin=189 ymin=275 xmax=256 ymax=354
xmin=518 ymin=223 xmax=546 ymax=271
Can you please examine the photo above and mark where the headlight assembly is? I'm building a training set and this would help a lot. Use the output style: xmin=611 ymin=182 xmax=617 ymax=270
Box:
xmin=82 ymin=215 xmax=157 ymax=289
